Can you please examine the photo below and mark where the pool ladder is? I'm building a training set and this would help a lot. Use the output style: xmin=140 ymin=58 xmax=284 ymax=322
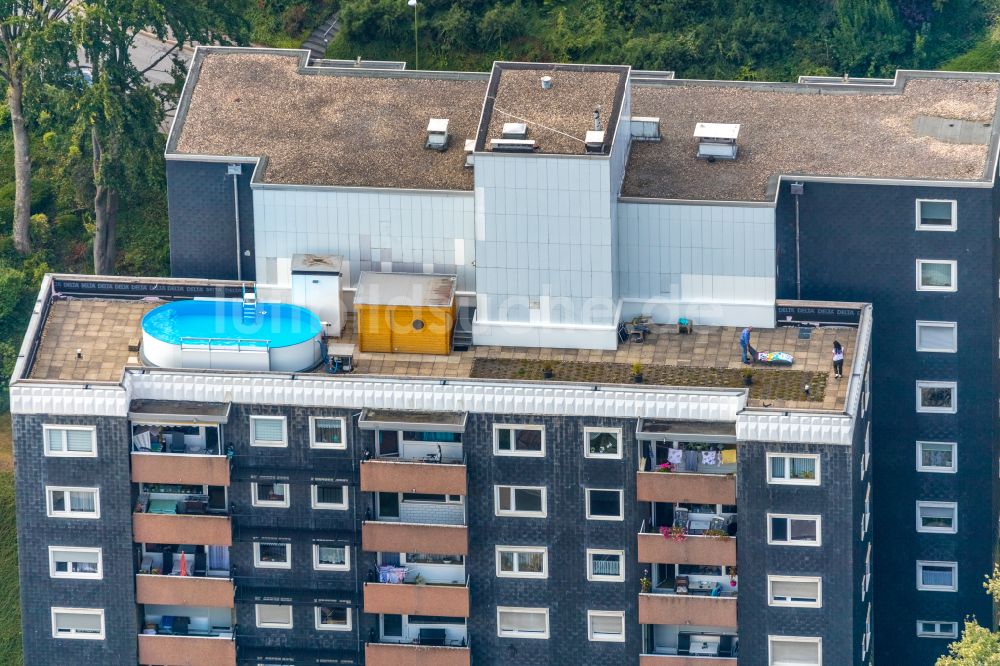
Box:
xmin=242 ymin=283 xmax=258 ymax=323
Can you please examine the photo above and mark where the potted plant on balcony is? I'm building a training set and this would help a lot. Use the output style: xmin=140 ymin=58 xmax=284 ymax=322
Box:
xmin=656 ymin=461 xmax=675 ymax=473
xmin=704 ymin=528 xmax=731 ymax=541
xmin=660 ymin=525 xmax=687 ymax=542
xmin=640 ymin=570 xmax=651 ymax=593
xmin=741 ymin=367 xmax=754 ymax=386
xmin=631 ymin=362 xmax=644 ymax=383
xmin=542 ymin=361 xmax=554 ymax=379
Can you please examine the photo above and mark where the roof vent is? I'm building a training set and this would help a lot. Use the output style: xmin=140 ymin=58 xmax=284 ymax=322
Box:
xmin=490 ymin=138 xmax=537 ymax=153
xmin=426 ymin=118 xmax=450 ymax=151
xmin=593 ymin=107 xmax=602 ymax=132
xmin=541 ymin=75 xmax=553 ymax=90
xmin=630 ymin=116 xmax=661 ymax=142
xmin=585 ymin=130 xmax=606 ymax=154
xmin=694 ymin=122 xmax=739 ymax=161
xmin=502 ymin=122 xmax=528 ymax=139
xmin=464 ymin=139 xmax=475 ymax=168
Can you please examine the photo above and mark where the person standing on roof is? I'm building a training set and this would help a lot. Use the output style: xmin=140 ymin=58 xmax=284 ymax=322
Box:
xmin=833 ymin=340 xmax=845 ymax=378
xmin=740 ymin=326 xmax=753 ymax=365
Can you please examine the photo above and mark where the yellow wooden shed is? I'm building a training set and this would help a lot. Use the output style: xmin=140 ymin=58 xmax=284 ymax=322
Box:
xmin=354 ymin=272 xmax=457 ymax=355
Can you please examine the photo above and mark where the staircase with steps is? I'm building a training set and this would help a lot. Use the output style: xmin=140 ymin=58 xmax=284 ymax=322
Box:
xmin=452 ymin=306 xmax=475 ymax=352
xmin=242 ymin=284 xmax=258 ymax=323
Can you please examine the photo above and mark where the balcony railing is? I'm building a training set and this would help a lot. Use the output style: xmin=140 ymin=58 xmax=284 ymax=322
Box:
xmin=361 ymin=456 xmax=467 ymax=496
xmin=362 ymin=521 xmax=468 ymax=556
xmin=639 ymin=593 xmax=737 ymax=627
xmin=133 ymin=509 xmax=232 ymax=547
xmin=366 ymin=642 xmax=471 ymax=666
xmin=135 ymin=573 xmax=235 ymax=608
xmin=637 ymin=531 xmax=735 ymax=566
xmin=131 ymin=451 xmax=231 ymax=486
xmin=637 ymin=471 xmax=736 ymax=505
xmin=137 ymin=633 xmax=236 ymax=666
xmin=640 ymin=654 xmax=738 ymax=665
xmin=363 ymin=577 xmax=471 ymax=617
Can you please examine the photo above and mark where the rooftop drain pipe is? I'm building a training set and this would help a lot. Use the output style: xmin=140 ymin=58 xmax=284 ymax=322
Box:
xmin=790 ymin=181 xmax=804 ymax=300
xmin=227 ymin=164 xmax=243 ymax=281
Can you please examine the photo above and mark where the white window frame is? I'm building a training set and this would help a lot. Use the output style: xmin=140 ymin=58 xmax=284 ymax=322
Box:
xmin=251 ymin=482 xmax=290 ymax=508
xmin=48 ymin=546 xmax=103 ymax=580
xmin=916 ymin=199 xmax=957 ymax=231
xmin=309 ymin=416 xmax=347 ymax=450
xmin=250 ymin=415 xmax=288 ymax=448
xmin=585 ymin=488 xmax=624 ymax=521
xmin=916 ymin=501 xmax=958 ymax=534
xmin=312 ymin=544 xmax=350 ymax=571
xmin=255 ymin=603 xmax=293 ymax=629
xmin=916 ymin=620 xmax=959 ymax=638
xmin=766 ymin=513 xmax=822 ymax=547
xmin=587 ymin=610 xmax=626 ymax=643
xmin=494 ymin=485 xmax=547 ymax=518
xmin=767 ymin=575 xmax=822 ymax=608
xmin=916 ymin=381 xmax=957 ymax=414
xmin=43 ymin=425 xmax=96 ymax=458
xmin=862 ymin=543 xmax=871 ymax=600
xmin=254 ymin=542 xmax=292 ymax=569
xmin=916 ymin=560 xmax=958 ymax=592
xmin=916 ymin=259 xmax=957 ymax=292
xmin=583 ymin=427 xmax=623 ymax=460
xmin=860 ymin=422 xmax=871 ymax=480
xmin=766 ymin=453 xmax=821 ymax=486
xmin=586 ymin=549 xmax=625 ymax=582
xmin=496 ymin=606 xmax=550 ymax=639
xmin=45 ymin=486 xmax=100 ymax=519
xmin=915 ymin=321 xmax=958 ymax=353
xmin=495 ymin=545 xmax=548 ymax=579
xmin=862 ymin=483 xmax=871 ymax=537
xmin=51 ymin=607 xmax=105 ymax=640
xmin=493 ymin=424 xmax=545 ymax=457
xmin=916 ymin=441 xmax=957 ymax=474
xmin=768 ymin=635 xmax=822 ymax=666
xmin=311 ymin=484 xmax=349 ymax=511
xmin=314 ymin=605 xmax=352 ymax=632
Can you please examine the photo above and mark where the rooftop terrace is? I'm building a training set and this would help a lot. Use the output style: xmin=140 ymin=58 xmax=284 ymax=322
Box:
xmin=623 ymin=75 xmax=1000 ymax=201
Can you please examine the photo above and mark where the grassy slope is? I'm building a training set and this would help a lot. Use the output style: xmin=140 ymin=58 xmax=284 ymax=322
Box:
xmin=0 ymin=414 xmax=21 ymax=666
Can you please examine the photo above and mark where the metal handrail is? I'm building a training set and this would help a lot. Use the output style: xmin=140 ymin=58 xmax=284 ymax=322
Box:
xmin=179 ymin=336 xmax=269 ymax=352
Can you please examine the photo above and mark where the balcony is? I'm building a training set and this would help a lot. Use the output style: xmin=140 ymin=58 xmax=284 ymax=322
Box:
xmin=641 ymin=655 xmax=737 ymax=665
xmin=363 ymin=521 xmax=468 ymax=556
xmin=366 ymin=642 xmax=471 ymax=666
xmin=134 ymin=512 xmax=232 ymax=546
xmin=364 ymin=579 xmax=470 ymax=617
xmin=137 ymin=634 xmax=235 ymax=666
xmin=136 ymin=574 xmax=234 ymax=608
xmin=639 ymin=593 xmax=737 ymax=627
xmin=131 ymin=452 xmax=230 ymax=486
xmin=637 ymin=471 xmax=735 ymax=505
xmin=643 ymin=625 xmax=739 ymax=663
xmin=638 ymin=533 xmax=735 ymax=566
xmin=361 ymin=458 xmax=467 ymax=496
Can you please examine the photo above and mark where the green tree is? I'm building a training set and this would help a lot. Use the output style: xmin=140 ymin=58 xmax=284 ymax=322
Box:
xmin=936 ymin=565 xmax=1000 ymax=664
xmin=832 ymin=0 xmax=908 ymax=76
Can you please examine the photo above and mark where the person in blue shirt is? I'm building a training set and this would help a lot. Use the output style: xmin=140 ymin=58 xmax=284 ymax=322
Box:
xmin=740 ymin=326 xmax=753 ymax=364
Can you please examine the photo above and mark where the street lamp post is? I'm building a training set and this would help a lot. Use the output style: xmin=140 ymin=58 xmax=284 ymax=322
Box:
xmin=407 ymin=0 xmax=418 ymax=70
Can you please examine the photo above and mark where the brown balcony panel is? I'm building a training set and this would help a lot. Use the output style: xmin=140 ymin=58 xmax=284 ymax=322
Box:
xmin=639 ymin=593 xmax=737 ymax=627
xmin=135 ymin=574 xmax=234 ymax=608
xmin=637 ymin=533 xmax=736 ymax=566
xmin=364 ymin=582 xmax=469 ymax=617
xmin=133 ymin=513 xmax=232 ymax=546
xmin=362 ymin=521 xmax=467 ymax=556
xmin=361 ymin=460 xmax=467 ymax=496
xmin=131 ymin=452 xmax=230 ymax=486
xmin=138 ymin=634 xmax=236 ymax=666
xmin=637 ymin=471 xmax=736 ymax=505
xmin=366 ymin=643 xmax=471 ymax=666
xmin=641 ymin=656 xmax=737 ymax=666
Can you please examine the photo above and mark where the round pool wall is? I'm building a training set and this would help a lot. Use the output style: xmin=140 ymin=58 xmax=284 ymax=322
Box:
xmin=141 ymin=300 xmax=322 ymax=372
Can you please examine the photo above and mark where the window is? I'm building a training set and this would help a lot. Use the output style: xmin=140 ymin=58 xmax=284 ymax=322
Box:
xmin=862 ymin=543 xmax=871 ymax=599
xmin=310 ymin=417 xmax=346 ymax=449
xmin=584 ymin=427 xmax=622 ymax=459
xmin=917 ymin=621 xmax=959 ymax=638
xmin=767 ymin=514 xmax=821 ymax=546
xmin=917 ymin=441 xmax=956 ymax=473
xmin=768 ymin=636 xmax=821 ymax=665
xmin=585 ymin=488 xmax=623 ymax=521
xmin=860 ymin=422 xmax=871 ymax=479
xmin=256 ymin=604 xmax=293 ymax=629
xmin=916 ymin=260 xmax=957 ymax=292
xmin=768 ymin=576 xmax=822 ymax=608
xmin=311 ymin=484 xmax=348 ymax=510
xmin=916 ymin=381 xmax=957 ymax=413
xmin=46 ymin=487 xmax=99 ymax=519
xmin=497 ymin=607 xmax=549 ymax=639
xmin=251 ymin=482 xmax=289 ymax=508
xmin=315 ymin=606 xmax=351 ymax=631
xmin=250 ymin=416 xmax=287 ymax=447
xmin=493 ymin=425 xmax=545 ymax=457
xmin=49 ymin=547 xmax=102 ymax=579
xmin=401 ymin=492 xmax=462 ymax=504
xmin=254 ymin=542 xmax=291 ymax=569
xmin=43 ymin=425 xmax=96 ymax=457
xmin=51 ymin=608 xmax=104 ymax=640
xmin=916 ymin=321 xmax=958 ymax=353
xmin=496 ymin=546 xmax=547 ymax=578
xmin=916 ymin=502 xmax=957 ymax=534
xmin=403 ymin=553 xmax=464 ymax=565
xmin=587 ymin=549 xmax=624 ymax=582
xmin=495 ymin=485 xmax=546 ymax=518
xmin=862 ymin=483 xmax=871 ymax=537
xmin=917 ymin=561 xmax=957 ymax=591
xmin=313 ymin=544 xmax=349 ymax=571
xmin=587 ymin=610 xmax=625 ymax=642
xmin=766 ymin=454 xmax=820 ymax=485
xmin=916 ymin=199 xmax=957 ymax=231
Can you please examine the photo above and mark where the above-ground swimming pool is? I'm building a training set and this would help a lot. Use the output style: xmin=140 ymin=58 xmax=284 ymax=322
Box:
xmin=141 ymin=299 xmax=323 ymax=372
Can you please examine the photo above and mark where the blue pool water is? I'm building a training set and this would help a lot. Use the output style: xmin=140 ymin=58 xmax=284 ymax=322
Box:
xmin=142 ymin=300 xmax=322 ymax=348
